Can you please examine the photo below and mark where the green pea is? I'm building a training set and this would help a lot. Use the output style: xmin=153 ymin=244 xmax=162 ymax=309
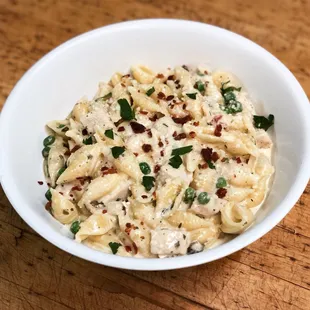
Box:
xmin=42 ymin=146 xmax=50 ymax=158
xmin=70 ymin=221 xmax=80 ymax=235
xmin=183 ymin=187 xmax=196 ymax=203
xmin=45 ymin=189 xmax=52 ymax=201
xmin=139 ymin=162 xmax=151 ymax=175
xmin=57 ymin=167 xmax=66 ymax=177
xmin=43 ymin=135 xmax=55 ymax=146
xmin=216 ymin=177 xmax=227 ymax=188
xmin=197 ymin=192 xmax=210 ymax=205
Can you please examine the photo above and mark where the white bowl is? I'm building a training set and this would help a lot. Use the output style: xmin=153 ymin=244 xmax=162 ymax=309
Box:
xmin=0 ymin=19 xmax=309 ymax=270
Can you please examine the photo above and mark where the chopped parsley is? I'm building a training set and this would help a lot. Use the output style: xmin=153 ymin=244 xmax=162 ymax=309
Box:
xmin=220 ymin=80 xmax=242 ymax=114
xmin=43 ymin=135 xmax=55 ymax=147
xmin=253 ymin=114 xmax=274 ymax=131
xmin=169 ymin=155 xmax=183 ymax=169
xmin=111 ymin=146 xmax=125 ymax=159
xmin=57 ymin=167 xmax=66 ymax=177
xmin=109 ymin=242 xmax=122 ymax=254
xmin=186 ymin=93 xmax=197 ymax=100
xmin=95 ymin=92 xmax=112 ymax=101
xmin=139 ymin=162 xmax=151 ymax=175
xmin=172 ymin=145 xmax=193 ymax=156
xmin=104 ymin=129 xmax=114 ymax=140
xmin=142 ymin=176 xmax=155 ymax=191
xmin=206 ymin=160 xmax=216 ymax=169
xmin=45 ymin=189 xmax=52 ymax=201
xmin=194 ymin=80 xmax=205 ymax=93
xmin=146 ymin=87 xmax=155 ymax=96
xmin=57 ymin=124 xmax=66 ymax=129
xmin=118 ymin=98 xmax=135 ymax=120
xmin=83 ymin=136 xmax=93 ymax=145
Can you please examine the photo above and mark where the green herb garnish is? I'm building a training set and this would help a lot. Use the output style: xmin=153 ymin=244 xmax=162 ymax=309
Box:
xmin=83 ymin=136 xmax=93 ymax=145
xmin=43 ymin=135 xmax=55 ymax=147
xmin=216 ymin=177 xmax=227 ymax=188
xmin=220 ymin=81 xmax=241 ymax=95
xmin=172 ymin=146 xmax=193 ymax=156
xmin=105 ymin=129 xmax=114 ymax=140
xmin=57 ymin=167 xmax=66 ymax=177
xmin=146 ymin=87 xmax=155 ymax=96
xmin=109 ymin=242 xmax=122 ymax=254
xmin=220 ymin=81 xmax=242 ymax=114
xmin=42 ymin=146 xmax=50 ymax=158
xmin=253 ymin=114 xmax=274 ymax=131
xmin=70 ymin=221 xmax=80 ymax=234
xmin=142 ymin=176 xmax=155 ymax=191
xmin=197 ymin=192 xmax=210 ymax=204
xmin=45 ymin=189 xmax=52 ymax=201
xmin=206 ymin=160 xmax=216 ymax=169
xmin=57 ymin=124 xmax=66 ymax=129
xmin=139 ymin=162 xmax=151 ymax=175
xmin=118 ymin=98 xmax=135 ymax=120
xmin=194 ymin=81 xmax=205 ymax=93
xmin=183 ymin=187 xmax=196 ymax=203
xmin=186 ymin=93 xmax=197 ymax=100
xmin=95 ymin=92 xmax=112 ymax=101
xmin=223 ymin=101 xmax=243 ymax=114
xmin=111 ymin=146 xmax=125 ymax=159
xmin=169 ymin=155 xmax=183 ymax=169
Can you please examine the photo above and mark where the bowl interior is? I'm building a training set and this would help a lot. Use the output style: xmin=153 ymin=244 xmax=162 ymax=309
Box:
xmin=1 ymin=19 xmax=309 ymax=270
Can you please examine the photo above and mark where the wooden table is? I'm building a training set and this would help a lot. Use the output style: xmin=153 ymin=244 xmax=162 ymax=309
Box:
xmin=1 ymin=1 xmax=310 ymax=309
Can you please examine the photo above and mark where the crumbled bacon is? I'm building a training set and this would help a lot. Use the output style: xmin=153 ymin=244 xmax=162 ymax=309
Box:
xmin=126 ymin=223 xmax=131 ymax=228
xmin=172 ymin=115 xmax=192 ymax=124
xmin=160 ymin=150 xmax=164 ymax=157
xmin=125 ymin=246 xmax=132 ymax=252
xmin=117 ymin=126 xmax=125 ymax=132
xmin=211 ymin=152 xmax=219 ymax=162
xmin=130 ymin=122 xmax=146 ymax=134
xmin=140 ymin=110 xmax=148 ymax=115
xmin=154 ymin=164 xmax=161 ymax=173
xmin=174 ymin=133 xmax=187 ymax=140
xmin=189 ymin=131 xmax=196 ymax=138
xmin=142 ymin=144 xmax=152 ymax=153
xmin=71 ymin=186 xmax=82 ymax=191
xmin=166 ymin=95 xmax=174 ymax=101
xmin=102 ymin=210 xmax=107 ymax=214
xmin=71 ymin=145 xmax=81 ymax=153
xmin=167 ymin=75 xmax=175 ymax=80
xmin=214 ymin=124 xmax=223 ymax=137
xmin=156 ymin=73 xmax=164 ymax=78
xmin=172 ymin=131 xmax=177 ymax=137
xmin=103 ymin=167 xmax=117 ymax=175
xmin=141 ymin=195 xmax=147 ymax=199
xmin=193 ymin=121 xmax=199 ymax=126
xmin=157 ymin=92 xmax=166 ymax=100
xmin=37 ymin=181 xmax=43 ymax=185
xmin=216 ymin=188 xmax=227 ymax=198
xmin=158 ymin=141 xmax=164 ymax=147
xmin=201 ymin=147 xmax=213 ymax=161
xmin=212 ymin=115 xmax=223 ymax=123
xmin=236 ymin=157 xmax=242 ymax=164
xmin=198 ymin=163 xmax=208 ymax=169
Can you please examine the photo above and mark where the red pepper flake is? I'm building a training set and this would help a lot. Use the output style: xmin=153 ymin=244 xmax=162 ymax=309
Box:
xmin=213 ymin=115 xmax=223 ymax=123
xmin=172 ymin=131 xmax=177 ymax=137
xmin=189 ymin=131 xmax=196 ymax=138
xmin=149 ymin=114 xmax=158 ymax=122
xmin=140 ymin=110 xmax=148 ymax=115
xmin=37 ymin=181 xmax=44 ymax=185
xmin=82 ymin=128 xmax=88 ymax=135
xmin=71 ymin=186 xmax=82 ymax=191
xmin=71 ymin=145 xmax=81 ymax=153
xmin=102 ymin=210 xmax=107 ymax=214
xmin=201 ymin=147 xmax=213 ymax=161
xmin=117 ymin=126 xmax=125 ymax=132
xmin=157 ymin=92 xmax=166 ymax=100
xmin=158 ymin=141 xmax=164 ymax=147
xmin=130 ymin=121 xmax=146 ymax=133
xmin=174 ymin=133 xmax=187 ymax=140
xmin=156 ymin=73 xmax=164 ymax=78
xmin=198 ymin=163 xmax=208 ymax=169
xmin=142 ymin=144 xmax=152 ymax=153
xmin=166 ymin=95 xmax=174 ymax=101
xmin=211 ymin=152 xmax=219 ymax=162
xmin=172 ymin=115 xmax=192 ymax=125
xmin=216 ymin=188 xmax=227 ymax=198
xmin=214 ymin=124 xmax=223 ymax=137
xmin=154 ymin=164 xmax=161 ymax=173
xmin=64 ymin=150 xmax=71 ymax=156
xmin=160 ymin=150 xmax=164 ymax=157
xmin=126 ymin=223 xmax=131 ymax=228
xmin=102 ymin=167 xmax=117 ymax=175
xmin=125 ymin=246 xmax=132 ymax=252
xmin=236 ymin=157 xmax=242 ymax=164
xmin=132 ymin=242 xmax=138 ymax=254
xmin=133 ymin=152 xmax=138 ymax=157
xmin=141 ymin=195 xmax=147 ymax=199
xmin=147 ymin=129 xmax=152 ymax=138
xmin=167 ymin=75 xmax=175 ymax=80
xmin=45 ymin=201 xmax=52 ymax=212
xmin=193 ymin=121 xmax=200 ymax=126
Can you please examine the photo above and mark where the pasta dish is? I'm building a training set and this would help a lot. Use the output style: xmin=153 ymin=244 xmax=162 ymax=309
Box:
xmin=41 ymin=65 xmax=274 ymax=257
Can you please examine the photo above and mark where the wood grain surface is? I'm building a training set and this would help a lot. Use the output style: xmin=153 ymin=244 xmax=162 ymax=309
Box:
xmin=0 ymin=0 xmax=309 ymax=309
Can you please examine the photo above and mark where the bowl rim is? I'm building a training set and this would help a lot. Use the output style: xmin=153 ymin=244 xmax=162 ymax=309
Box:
xmin=1 ymin=18 xmax=310 ymax=271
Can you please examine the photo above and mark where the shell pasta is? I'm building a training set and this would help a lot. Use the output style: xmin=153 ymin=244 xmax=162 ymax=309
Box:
xmin=42 ymin=65 xmax=274 ymax=258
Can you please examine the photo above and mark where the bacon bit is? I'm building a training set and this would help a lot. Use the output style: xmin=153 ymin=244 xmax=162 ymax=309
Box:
xmin=117 ymin=126 xmax=125 ymax=132
xmin=157 ymin=92 xmax=166 ymax=100
xmin=126 ymin=223 xmax=131 ymax=228
xmin=140 ymin=110 xmax=148 ymax=115
xmin=160 ymin=150 xmax=164 ymax=157
xmin=82 ymin=128 xmax=88 ymax=135
xmin=172 ymin=131 xmax=177 ymax=137
xmin=133 ymin=152 xmax=138 ymax=157
xmin=125 ymin=246 xmax=132 ymax=252
xmin=193 ymin=121 xmax=200 ymax=126
xmin=102 ymin=167 xmax=117 ymax=175
xmin=158 ymin=141 xmax=164 ymax=147
xmin=189 ymin=131 xmax=196 ymax=138
xmin=198 ymin=163 xmax=208 ymax=169
xmin=141 ymin=195 xmax=147 ymax=199
xmin=37 ymin=181 xmax=44 ymax=185
xmin=130 ymin=121 xmax=146 ymax=134
xmin=214 ymin=124 xmax=223 ymax=137
xmin=102 ymin=210 xmax=107 ymax=214
xmin=71 ymin=145 xmax=81 ymax=153
xmin=167 ymin=75 xmax=175 ymax=80
xmin=101 ymin=166 xmax=108 ymax=171
xmin=149 ymin=114 xmax=158 ymax=122
xmin=64 ymin=150 xmax=71 ymax=156
xmin=201 ymin=147 xmax=213 ymax=161
xmin=45 ymin=201 xmax=52 ymax=212
xmin=236 ymin=157 xmax=242 ymax=164
xmin=213 ymin=115 xmax=223 ymax=123
xmin=166 ymin=95 xmax=174 ymax=101
xmin=174 ymin=133 xmax=187 ymax=141
xmin=132 ymin=242 xmax=138 ymax=254
xmin=172 ymin=115 xmax=192 ymax=125
xmin=142 ymin=144 xmax=152 ymax=153
xmin=147 ymin=129 xmax=152 ymax=138
xmin=216 ymin=188 xmax=227 ymax=198
xmin=211 ymin=152 xmax=219 ymax=162
xmin=71 ymin=186 xmax=82 ymax=191
xmin=154 ymin=164 xmax=161 ymax=173
xmin=156 ymin=73 xmax=164 ymax=78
